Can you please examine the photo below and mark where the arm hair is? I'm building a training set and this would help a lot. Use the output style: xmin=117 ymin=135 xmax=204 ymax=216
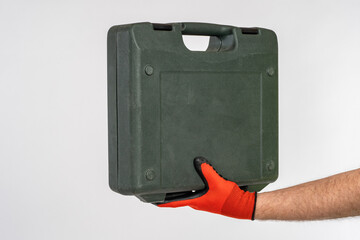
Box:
xmin=255 ymin=168 xmax=360 ymax=220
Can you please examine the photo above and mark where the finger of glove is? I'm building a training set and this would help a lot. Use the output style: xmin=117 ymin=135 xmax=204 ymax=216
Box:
xmin=157 ymin=198 xmax=195 ymax=208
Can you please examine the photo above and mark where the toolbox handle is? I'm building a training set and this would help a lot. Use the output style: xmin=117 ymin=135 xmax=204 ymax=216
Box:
xmin=180 ymin=23 xmax=236 ymax=52
xmin=181 ymin=22 xmax=234 ymax=36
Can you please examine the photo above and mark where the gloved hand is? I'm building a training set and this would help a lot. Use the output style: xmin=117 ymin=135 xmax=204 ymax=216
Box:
xmin=157 ymin=157 xmax=257 ymax=220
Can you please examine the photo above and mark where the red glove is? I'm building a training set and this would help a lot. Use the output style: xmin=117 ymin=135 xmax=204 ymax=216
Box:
xmin=157 ymin=157 xmax=257 ymax=220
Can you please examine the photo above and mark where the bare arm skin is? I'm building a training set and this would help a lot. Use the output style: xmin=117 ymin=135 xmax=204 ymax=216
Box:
xmin=255 ymin=168 xmax=360 ymax=220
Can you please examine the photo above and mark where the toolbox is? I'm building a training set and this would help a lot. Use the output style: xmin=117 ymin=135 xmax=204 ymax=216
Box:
xmin=107 ymin=22 xmax=278 ymax=203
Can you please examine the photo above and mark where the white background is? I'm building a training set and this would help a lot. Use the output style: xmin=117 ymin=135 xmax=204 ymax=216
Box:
xmin=1 ymin=0 xmax=360 ymax=239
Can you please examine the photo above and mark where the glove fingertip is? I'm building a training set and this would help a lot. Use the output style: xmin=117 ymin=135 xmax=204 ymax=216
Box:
xmin=193 ymin=156 xmax=227 ymax=182
xmin=193 ymin=156 xmax=209 ymax=170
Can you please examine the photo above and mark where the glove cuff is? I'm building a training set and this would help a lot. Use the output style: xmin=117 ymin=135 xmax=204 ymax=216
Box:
xmin=221 ymin=185 xmax=256 ymax=220
xmin=251 ymin=192 xmax=257 ymax=221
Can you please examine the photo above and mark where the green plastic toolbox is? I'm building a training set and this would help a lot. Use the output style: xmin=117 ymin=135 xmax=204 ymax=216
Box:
xmin=107 ymin=22 xmax=278 ymax=203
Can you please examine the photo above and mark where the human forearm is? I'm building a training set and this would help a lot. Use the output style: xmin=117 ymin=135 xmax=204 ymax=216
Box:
xmin=255 ymin=169 xmax=360 ymax=220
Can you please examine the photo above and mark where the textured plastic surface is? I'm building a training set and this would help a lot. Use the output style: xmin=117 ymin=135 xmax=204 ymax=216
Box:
xmin=107 ymin=22 xmax=278 ymax=203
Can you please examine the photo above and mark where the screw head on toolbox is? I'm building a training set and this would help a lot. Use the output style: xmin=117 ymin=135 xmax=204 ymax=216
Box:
xmin=266 ymin=160 xmax=275 ymax=171
xmin=145 ymin=169 xmax=156 ymax=181
xmin=144 ymin=65 xmax=154 ymax=76
xmin=266 ymin=67 xmax=275 ymax=76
